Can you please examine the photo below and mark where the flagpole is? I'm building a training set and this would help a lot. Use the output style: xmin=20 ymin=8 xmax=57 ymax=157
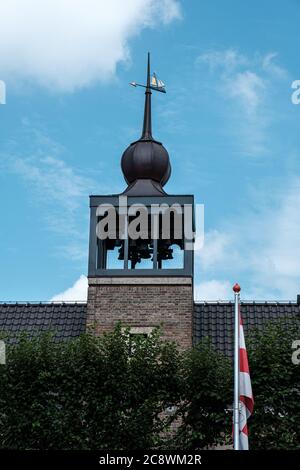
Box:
xmin=233 ymin=283 xmax=241 ymax=450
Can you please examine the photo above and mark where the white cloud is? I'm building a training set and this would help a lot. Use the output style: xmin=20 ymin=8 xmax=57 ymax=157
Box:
xmin=197 ymin=48 xmax=248 ymax=72
xmin=4 ymin=124 xmax=94 ymax=215
xmin=0 ymin=0 xmax=181 ymax=92
xmin=194 ymin=280 xmax=232 ymax=301
xmin=51 ymin=275 xmax=88 ymax=301
xmin=12 ymin=153 xmax=92 ymax=212
xmin=197 ymin=230 xmax=230 ymax=270
xmin=197 ymin=177 xmax=300 ymax=300
xmin=244 ymin=179 xmax=300 ymax=297
xmin=262 ymin=52 xmax=287 ymax=79
xmin=196 ymin=49 xmax=287 ymax=157
xmin=227 ymin=71 xmax=265 ymax=114
xmin=1 ymin=122 xmax=95 ymax=260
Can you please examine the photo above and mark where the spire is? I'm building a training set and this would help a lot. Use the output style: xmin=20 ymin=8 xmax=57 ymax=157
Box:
xmin=121 ymin=52 xmax=171 ymax=196
xmin=141 ymin=52 xmax=152 ymax=140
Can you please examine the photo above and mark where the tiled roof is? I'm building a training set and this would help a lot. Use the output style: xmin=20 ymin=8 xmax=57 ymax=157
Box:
xmin=1 ymin=301 xmax=300 ymax=354
xmin=194 ymin=301 xmax=300 ymax=357
xmin=0 ymin=303 xmax=87 ymax=342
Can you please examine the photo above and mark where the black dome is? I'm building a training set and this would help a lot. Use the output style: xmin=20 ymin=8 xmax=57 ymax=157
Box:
xmin=121 ymin=139 xmax=171 ymax=186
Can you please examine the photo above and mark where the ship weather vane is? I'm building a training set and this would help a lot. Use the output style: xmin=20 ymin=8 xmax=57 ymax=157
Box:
xmin=130 ymin=52 xmax=166 ymax=94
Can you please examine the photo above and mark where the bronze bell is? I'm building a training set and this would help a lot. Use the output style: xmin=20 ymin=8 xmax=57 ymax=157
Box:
xmin=117 ymin=241 xmax=124 ymax=260
xmin=158 ymin=241 xmax=174 ymax=260
xmin=138 ymin=241 xmax=152 ymax=259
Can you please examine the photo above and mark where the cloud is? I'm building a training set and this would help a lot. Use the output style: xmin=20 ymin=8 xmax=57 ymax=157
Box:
xmin=1 ymin=121 xmax=96 ymax=260
xmin=196 ymin=48 xmax=287 ymax=157
xmin=197 ymin=48 xmax=248 ymax=72
xmin=196 ymin=177 xmax=300 ymax=300
xmin=200 ymin=49 xmax=266 ymax=112
xmin=0 ymin=0 xmax=181 ymax=92
xmin=244 ymin=179 xmax=300 ymax=297
xmin=51 ymin=275 xmax=88 ymax=301
xmin=262 ymin=52 xmax=287 ymax=79
xmin=12 ymin=153 xmax=92 ymax=213
xmin=4 ymin=123 xmax=94 ymax=213
xmin=194 ymin=280 xmax=232 ymax=301
xmin=227 ymin=71 xmax=265 ymax=114
xmin=197 ymin=230 xmax=230 ymax=270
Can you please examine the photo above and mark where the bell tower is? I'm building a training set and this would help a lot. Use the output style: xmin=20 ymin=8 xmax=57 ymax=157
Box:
xmin=87 ymin=54 xmax=194 ymax=349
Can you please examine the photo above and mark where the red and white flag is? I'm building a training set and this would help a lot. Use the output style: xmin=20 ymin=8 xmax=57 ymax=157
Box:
xmin=238 ymin=310 xmax=254 ymax=450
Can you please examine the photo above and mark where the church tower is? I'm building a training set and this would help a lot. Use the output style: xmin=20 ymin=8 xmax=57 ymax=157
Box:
xmin=86 ymin=54 xmax=194 ymax=349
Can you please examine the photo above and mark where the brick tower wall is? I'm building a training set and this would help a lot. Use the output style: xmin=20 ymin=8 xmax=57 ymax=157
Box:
xmin=86 ymin=277 xmax=193 ymax=350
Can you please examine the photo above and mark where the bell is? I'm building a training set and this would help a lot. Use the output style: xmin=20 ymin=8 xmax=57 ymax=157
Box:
xmin=118 ymin=243 xmax=124 ymax=260
xmin=128 ymin=240 xmax=141 ymax=268
xmin=129 ymin=250 xmax=141 ymax=269
xmin=158 ymin=241 xmax=173 ymax=260
xmin=138 ymin=241 xmax=152 ymax=259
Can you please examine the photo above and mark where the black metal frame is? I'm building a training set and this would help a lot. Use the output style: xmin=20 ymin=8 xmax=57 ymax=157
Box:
xmin=88 ymin=195 xmax=195 ymax=277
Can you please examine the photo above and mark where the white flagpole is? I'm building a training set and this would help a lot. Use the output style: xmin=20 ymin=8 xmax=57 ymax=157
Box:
xmin=233 ymin=283 xmax=241 ymax=450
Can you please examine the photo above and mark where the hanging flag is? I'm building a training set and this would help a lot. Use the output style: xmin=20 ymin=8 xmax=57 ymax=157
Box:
xmin=238 ymin=309 xmax=254 ymax=450
xmin=233 ymin=283 xmax=254 ymax=450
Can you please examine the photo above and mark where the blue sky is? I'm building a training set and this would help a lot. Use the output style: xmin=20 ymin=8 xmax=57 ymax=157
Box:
xmin=1 ymin=0 xmax=300 ymax=301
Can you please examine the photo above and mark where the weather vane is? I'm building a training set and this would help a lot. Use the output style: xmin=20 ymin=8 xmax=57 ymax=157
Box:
xmin=130 ymin=52 xmax=166 ymax=93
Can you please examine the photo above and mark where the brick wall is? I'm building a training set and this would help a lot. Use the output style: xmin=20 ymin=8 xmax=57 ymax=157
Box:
xmin=87 ymin=277 xmax=193 ymax=350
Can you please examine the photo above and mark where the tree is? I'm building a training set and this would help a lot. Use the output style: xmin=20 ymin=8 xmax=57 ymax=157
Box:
xmin=172 ymin=339 xmax=232 ymax=449
xmin=248 ymin=319 xmax=300 ymax=450
xmin=0 ymin=326 xmax=181 ymax=450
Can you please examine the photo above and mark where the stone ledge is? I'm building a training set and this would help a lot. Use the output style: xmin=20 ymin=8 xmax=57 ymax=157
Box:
xmin=121 ymin=326 xmax=154 ymax=335
xmin=88 ymin=277 xmax=192 ymax=286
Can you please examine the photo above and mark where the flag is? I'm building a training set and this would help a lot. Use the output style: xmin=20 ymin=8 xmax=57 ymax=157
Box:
xmin=238 ymin=308 xmax=254 ymax=450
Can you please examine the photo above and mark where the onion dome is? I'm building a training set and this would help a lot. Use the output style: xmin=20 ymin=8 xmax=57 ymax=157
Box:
xmin=121 ymin=53 xmax=171 ymax=196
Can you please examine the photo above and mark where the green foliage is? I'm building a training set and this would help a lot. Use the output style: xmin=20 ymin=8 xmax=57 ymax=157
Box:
xmin=172 ymin=339 xmax=232 ymax=449
xmin=0 ymin=319 xmax=299 ymax=450
xmin=0 ymin=326 xmax=181 ymax=450
xmin=247 ymin=319 xmax=300 ymax=450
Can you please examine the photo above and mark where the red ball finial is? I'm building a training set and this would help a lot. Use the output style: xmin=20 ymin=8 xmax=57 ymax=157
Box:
xmin=233 ymin=283 xmax=241 ymax=293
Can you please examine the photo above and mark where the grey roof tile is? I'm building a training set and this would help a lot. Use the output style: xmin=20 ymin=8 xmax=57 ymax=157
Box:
xmin=0 ymin=303 xmax=87 ymax=342
xmin=2 ymin=300 xmax=299 ymax=354
xmin=194 ymin=301 xmax=300 ymax=357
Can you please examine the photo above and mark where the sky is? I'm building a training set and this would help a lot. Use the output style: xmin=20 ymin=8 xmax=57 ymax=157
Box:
xmin=1 ymin=0 xmax=300 ymax=302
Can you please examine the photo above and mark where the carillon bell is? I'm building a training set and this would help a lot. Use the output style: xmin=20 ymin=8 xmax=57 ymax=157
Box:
xmin=118 ymin=242 xmax=125 ymax=260
xmin=158 ymin=240 xmax=174 ymax=260
xmin=138 ymin=241 xmax=153 ymax=259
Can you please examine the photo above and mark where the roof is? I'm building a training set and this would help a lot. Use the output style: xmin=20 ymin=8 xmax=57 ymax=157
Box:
xmin=194 ymin=301 xmax=300 ymax=357
xmin=0 ymin=303 xmax=87 ymax=342
xmin=1 ymin=301 xmax=299 ymax=355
